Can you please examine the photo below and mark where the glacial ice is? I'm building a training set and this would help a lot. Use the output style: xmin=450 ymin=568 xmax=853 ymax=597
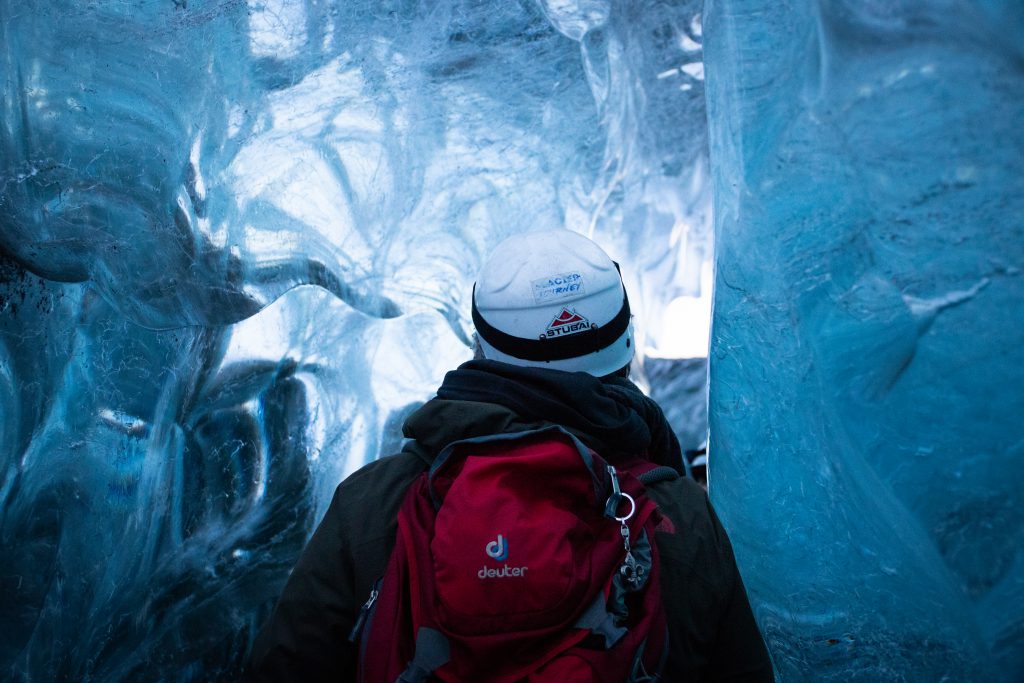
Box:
xmin=704 ymin=0 xmax=1024 ymax=680
xmin=2 ymin=0 xmax=1020 ymax=680
xmin=1 ymin=1 xmax=709 ymax=679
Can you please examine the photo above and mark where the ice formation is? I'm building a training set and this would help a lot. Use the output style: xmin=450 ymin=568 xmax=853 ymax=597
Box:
xmin=3 ymin=0 xmax=1020 ymax=679
xmin=1 ymin=1 xmax=708 ymax=678
xmin=704 ymin=1 xmax=1024 ymax=680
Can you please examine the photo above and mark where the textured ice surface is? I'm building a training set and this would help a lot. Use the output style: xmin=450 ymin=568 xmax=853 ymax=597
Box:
xmin=0 ymin=1 xmax=709 ymax=678
xmin=705 ymin=1 xmax=1024 ymax=680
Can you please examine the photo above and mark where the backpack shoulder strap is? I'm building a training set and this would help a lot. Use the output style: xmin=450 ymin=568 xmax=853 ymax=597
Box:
xmin=636 ymin=465 xmax=680 ymax=486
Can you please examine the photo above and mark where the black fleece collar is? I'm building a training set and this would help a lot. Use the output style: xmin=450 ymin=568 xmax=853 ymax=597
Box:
xmin=402 ymin=360 xmax=684 ymax=474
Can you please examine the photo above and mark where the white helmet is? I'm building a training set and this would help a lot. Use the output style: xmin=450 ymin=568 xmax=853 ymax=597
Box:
xmin=472 ymin=230 xmax=634 ymax=377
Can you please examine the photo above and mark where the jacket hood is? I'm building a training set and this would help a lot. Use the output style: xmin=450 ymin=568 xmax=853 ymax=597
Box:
xmin=402 ymin=360 xmax=684 ymax=473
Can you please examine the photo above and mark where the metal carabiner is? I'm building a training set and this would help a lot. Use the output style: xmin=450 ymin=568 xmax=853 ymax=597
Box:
xmin=613 ymin=492 xmax=636 ymax=524
xmin=605 ymin=465 xmax=636 ymax=522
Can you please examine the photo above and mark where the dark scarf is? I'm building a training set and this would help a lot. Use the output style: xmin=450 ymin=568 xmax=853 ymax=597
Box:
xmin=427 ymin=360 xmax=684 ymax=473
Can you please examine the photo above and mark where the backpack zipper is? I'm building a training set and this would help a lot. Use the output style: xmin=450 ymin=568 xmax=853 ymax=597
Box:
xmin=348 ymin=579 xmax=381 ymax=643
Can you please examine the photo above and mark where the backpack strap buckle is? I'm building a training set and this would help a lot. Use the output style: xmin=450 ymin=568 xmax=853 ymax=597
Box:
xmin=397 ymin=628 xmax=451 ymax=683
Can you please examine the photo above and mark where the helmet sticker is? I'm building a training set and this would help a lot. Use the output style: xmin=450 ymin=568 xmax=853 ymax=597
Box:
xmin=541 ymin=308 xmax=594 ymax=339
xmin=532 ymin=272 xmax=585 ymax=304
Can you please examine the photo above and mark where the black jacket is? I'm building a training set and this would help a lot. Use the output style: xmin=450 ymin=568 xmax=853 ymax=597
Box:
xmin=246 ymin=360 xmax=773 ymax=682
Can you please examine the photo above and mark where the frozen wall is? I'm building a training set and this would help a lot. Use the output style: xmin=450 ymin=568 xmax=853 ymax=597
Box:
xmin=705 ymin=1 xmax=1024 ymax=680
xmin=0 ymin=1 xmax=710 ymax=679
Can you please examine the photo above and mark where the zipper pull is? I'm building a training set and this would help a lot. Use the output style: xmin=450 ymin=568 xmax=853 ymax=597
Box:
xmin=348 ymin=582 xmax=381 ymax=643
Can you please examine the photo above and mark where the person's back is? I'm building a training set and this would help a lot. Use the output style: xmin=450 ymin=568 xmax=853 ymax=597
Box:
xmin=246 ymin=230 xmax=773 ymax=682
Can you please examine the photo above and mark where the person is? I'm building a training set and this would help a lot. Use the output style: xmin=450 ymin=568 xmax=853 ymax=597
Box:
xmin=245 ymin=230 xmax=773 ymax=682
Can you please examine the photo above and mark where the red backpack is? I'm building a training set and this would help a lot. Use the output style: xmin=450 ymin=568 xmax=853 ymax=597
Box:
xmin=351 ymin=426 xmax=678 ymax=682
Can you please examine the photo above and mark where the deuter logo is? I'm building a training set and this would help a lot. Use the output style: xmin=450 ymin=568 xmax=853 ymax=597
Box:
xmin=478 ymin=565 xmax=529 ymax=579
xmin=479 ymin=534 xmax=528 ymax=579
xmin=485 ymin=534 xmax=508 ymax=561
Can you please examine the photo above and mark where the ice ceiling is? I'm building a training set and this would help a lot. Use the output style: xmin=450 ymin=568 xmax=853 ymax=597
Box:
xmin=1 ymin=0 xmax=1021 ymax=681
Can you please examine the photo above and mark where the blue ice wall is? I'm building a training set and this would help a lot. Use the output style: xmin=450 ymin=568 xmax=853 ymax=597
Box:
xmin=705 ymin=1 xmax=1024 ymax=680
xmin=1 ymin=1 xmax=709 ymax=678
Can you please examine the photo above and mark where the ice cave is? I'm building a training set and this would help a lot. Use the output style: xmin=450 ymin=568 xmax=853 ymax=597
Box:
xmin=1 ymin=0 xmax=1021 ymax=680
